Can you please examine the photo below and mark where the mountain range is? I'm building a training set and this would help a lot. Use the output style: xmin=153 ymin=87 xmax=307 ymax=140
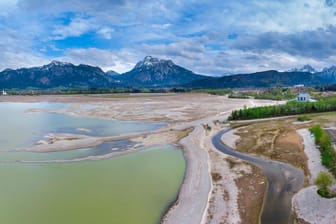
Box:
xmin=0 ymin=57 xmax=335 ymax=89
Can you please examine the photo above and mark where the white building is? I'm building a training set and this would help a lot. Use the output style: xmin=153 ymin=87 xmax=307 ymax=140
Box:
xmin=296 ymin=93 xmax=316 ymax=102
xmin=2 ymin=90 xmax=7 ymax=95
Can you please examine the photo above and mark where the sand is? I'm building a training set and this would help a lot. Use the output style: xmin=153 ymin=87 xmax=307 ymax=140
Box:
xmin=162 ymin=126 xmax=211 ymax=224
xmin=297 ymin=129 xmax=327 ymax=184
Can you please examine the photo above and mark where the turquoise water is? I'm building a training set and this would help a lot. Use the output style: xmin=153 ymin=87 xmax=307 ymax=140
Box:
xmin=0 ymin=102 xmax=164 ymax=151
xmin=0 ymin=102 xmax=185 ymax=224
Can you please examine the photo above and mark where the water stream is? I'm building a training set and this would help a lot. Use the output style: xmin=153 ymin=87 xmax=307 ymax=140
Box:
xmin=212 ymin=129 xmax=304 ymax=224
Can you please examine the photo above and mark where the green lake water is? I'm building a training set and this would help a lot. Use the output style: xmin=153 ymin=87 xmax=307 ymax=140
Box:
xmin=0 ymin=103 xmax=186 ymax=224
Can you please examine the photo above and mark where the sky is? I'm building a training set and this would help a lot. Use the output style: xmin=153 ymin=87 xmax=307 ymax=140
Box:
xmin=1 ymin=0 xmax=336 ymax=75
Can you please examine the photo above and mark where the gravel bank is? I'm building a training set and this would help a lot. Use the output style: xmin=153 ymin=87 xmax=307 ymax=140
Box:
xmin=162 ymin=126 xmax=211 ymax=224
xmin=293 ymin=129 xmax=335 ymax=224
xmin=292 ymin=186 xmax=336 ymax=224
xmin=297 ymin=129 xmax=327 ymax=183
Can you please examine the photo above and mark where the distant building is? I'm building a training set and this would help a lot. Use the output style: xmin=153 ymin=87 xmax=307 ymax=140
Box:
xmin=294 ymin=84 xmax=305 ymax=88
xmin=2 ymin=90 xmax=7 ymax=95
xmin=296 ymin=93 xmax=316 ymax=102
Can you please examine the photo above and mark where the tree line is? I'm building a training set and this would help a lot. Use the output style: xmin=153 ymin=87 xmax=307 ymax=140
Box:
xmin=228 ymin=97 xmax=336 ymax=120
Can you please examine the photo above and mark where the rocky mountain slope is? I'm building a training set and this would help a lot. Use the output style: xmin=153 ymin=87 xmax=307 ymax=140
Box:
xmin=187 ymin=70 xmax=330 ymax=88
xmin=115 ymin=56 xmax=206 ymax=87
xmin=1 ymin=58 xmax=335 ymax=89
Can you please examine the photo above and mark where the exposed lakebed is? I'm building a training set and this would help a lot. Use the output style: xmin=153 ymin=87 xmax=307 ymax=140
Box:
xmin=213 ymin=129 xmax=304 ymax=224
xmin=0 ymin=102 xmax=185 ymax=224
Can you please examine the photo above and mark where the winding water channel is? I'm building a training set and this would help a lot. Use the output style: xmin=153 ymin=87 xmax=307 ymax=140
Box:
xmin=212 ymin=129 xmax=305 ymax=224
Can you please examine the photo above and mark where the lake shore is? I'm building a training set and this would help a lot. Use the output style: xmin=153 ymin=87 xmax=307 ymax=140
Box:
xmin=0 ymin=93 xmax=278 ymax=224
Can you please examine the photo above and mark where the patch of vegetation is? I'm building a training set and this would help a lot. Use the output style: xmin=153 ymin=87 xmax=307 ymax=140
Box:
xmin=228 ymin=88 xmax=296 ymax=100
xmin=211 ymin=172 xmax=222 ymax=182
xmin=229 ymin=96 xmax=336 ymax=120
xmin=297 ymin=115 xmax=311 ymax=122
xmin=202 ymin=123 xmax=212 ymax=131
xmin=228 ymin=92 xmax=250 ymax=99
xmin=191 ymin=89 xmax=232 ymax=96
xmin=314 ymin=172 xmax=336 ymax=198
xmin=310 ymin=125 xmax=336 ymax=178
xmin=227 ymin=158 xmax=239 ymax=169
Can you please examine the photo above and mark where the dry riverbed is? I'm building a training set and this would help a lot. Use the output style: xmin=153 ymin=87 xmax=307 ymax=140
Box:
xmin=228 ymin=115 xmax=336 ymax=224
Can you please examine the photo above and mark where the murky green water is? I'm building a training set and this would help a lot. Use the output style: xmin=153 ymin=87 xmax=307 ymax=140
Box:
xmin=0 ymin=146 xmax=185 ymax=224
xmin=0 ymin=103 xmax=185 ymax=224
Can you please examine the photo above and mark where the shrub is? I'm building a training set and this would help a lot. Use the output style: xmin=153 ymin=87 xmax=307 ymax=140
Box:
xmin=315 ymin=172 xmax=335 ymax=198
xmin=297 ymin=115 xmax=311 ymax=122
xmin=310 ymin=125 xmax=336 ymax=178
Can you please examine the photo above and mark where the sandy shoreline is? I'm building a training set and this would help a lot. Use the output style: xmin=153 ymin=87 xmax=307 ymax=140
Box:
xmin=1 ymin=93 xmax=279 ymax=224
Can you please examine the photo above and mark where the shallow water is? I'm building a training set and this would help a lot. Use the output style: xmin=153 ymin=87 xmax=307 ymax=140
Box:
xmin=0 ymin=140 xmax=136 ymax=162
xmin=0 ymin=102 xmax=185 ymax=224
xmin=0 ymin=146 xmax=185 ymax=224
xmin=0 ymin=102 xmax=164 ymax=151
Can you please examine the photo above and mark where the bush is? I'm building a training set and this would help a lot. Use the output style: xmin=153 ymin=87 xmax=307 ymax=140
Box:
xmin=315 ymin=172 xmax=334 ymax=190
xmin=297 ymin=115 xmax=311 ymax=122
xmin=315 ymin=172 xmax=335 ymax=198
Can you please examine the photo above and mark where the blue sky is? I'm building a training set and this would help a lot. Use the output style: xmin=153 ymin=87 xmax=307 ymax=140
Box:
xmin=1 ymin=0 xmax=336 ymax=75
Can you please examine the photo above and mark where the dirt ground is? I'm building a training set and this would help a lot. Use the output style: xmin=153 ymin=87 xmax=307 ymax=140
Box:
xmin=0 ymin=93 xmax=276 ymax=123
xmin=232 ymin=119 xmax=311 ymax=177
xmin=234 ymin=161 xmax=266 ymax=224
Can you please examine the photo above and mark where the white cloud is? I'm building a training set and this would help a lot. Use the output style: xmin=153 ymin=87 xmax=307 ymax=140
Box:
xmin=2 ymin=0 xmax=336 ymax=74
xmin=59 ymin=48 xmax=136 ymax=73
xmin=97 ymin=27 xmax=114 ymax=39
xmin=52 ymin=17 xmax=94 ymax=40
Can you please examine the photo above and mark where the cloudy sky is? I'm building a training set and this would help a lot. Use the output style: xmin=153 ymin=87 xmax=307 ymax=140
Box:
xmin=1 ymin=0 xmax=336 ymax=75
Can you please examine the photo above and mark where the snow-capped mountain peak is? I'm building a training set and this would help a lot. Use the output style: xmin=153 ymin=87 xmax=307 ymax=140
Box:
xmin=135 ymin=56 xmax=174 ymax=69
xmin=288 ymin=64 xmax=316 ymax=73
xmin=322 ymin=65 xmax=336 ymax=74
